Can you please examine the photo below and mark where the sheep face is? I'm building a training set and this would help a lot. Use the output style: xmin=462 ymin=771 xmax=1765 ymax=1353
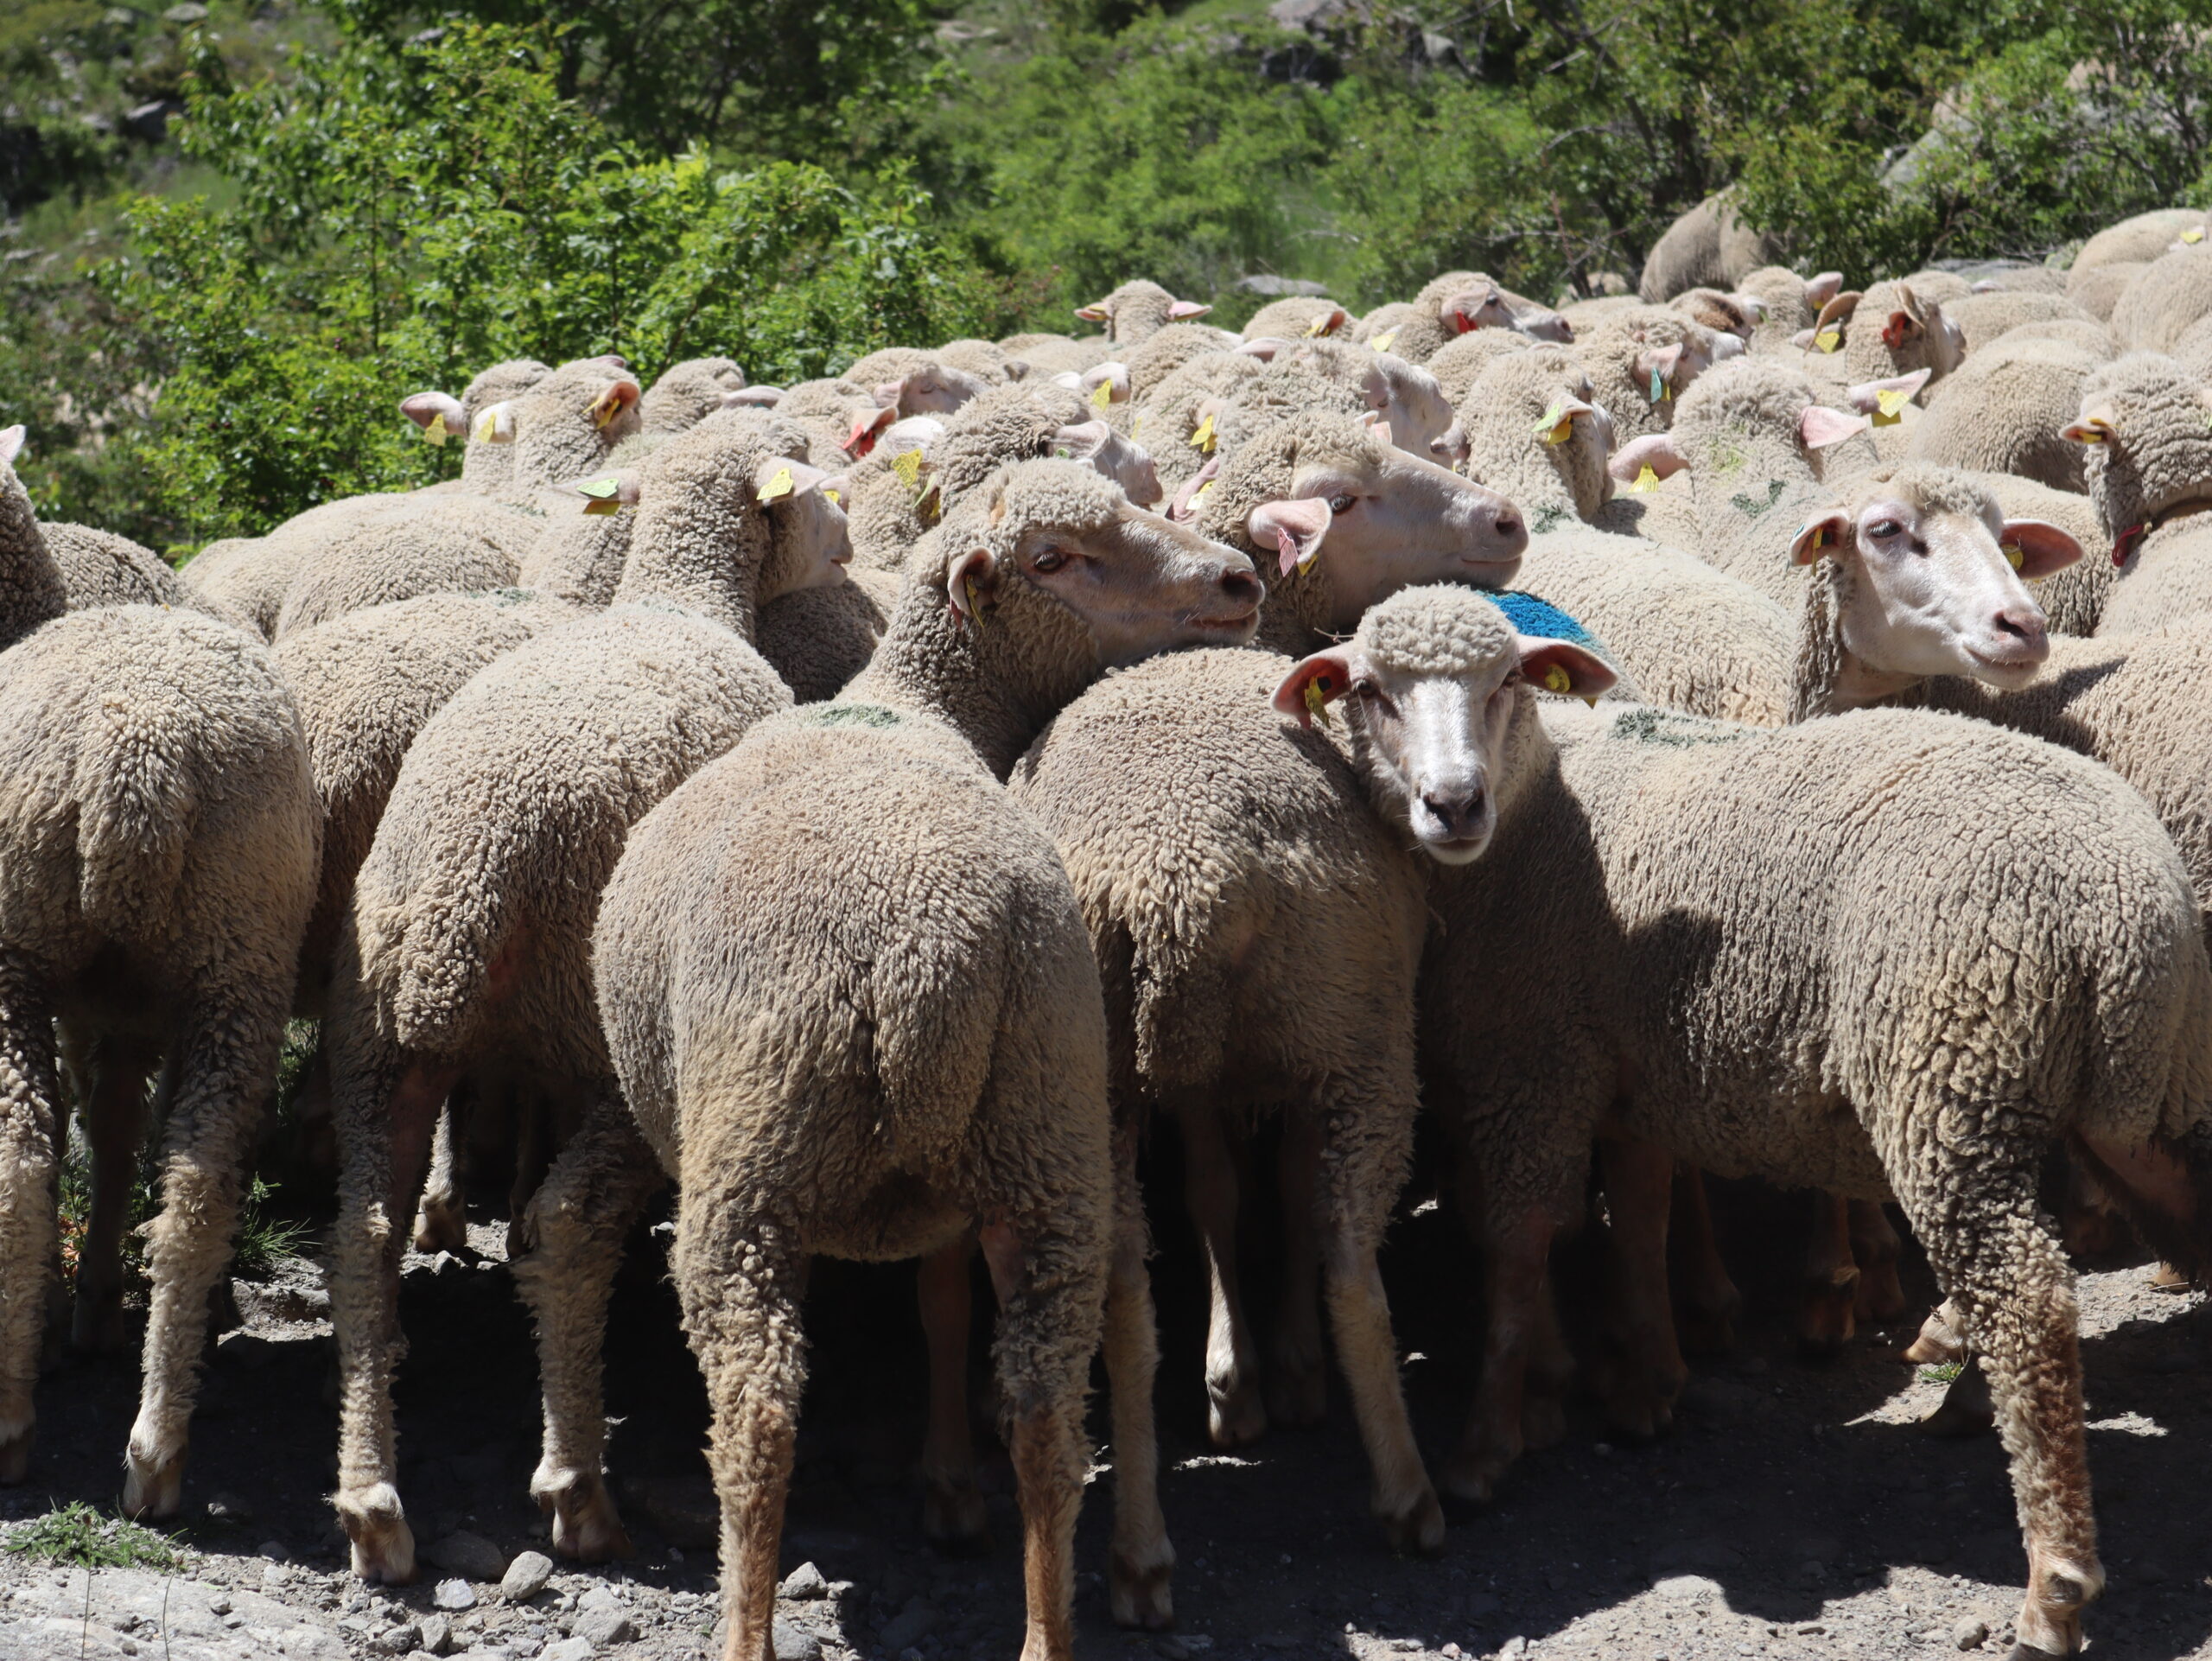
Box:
xmin=756 ymin=457 xmax=854 ymax=598
xmin=1074 ymin=280 xmax=1211 ymax=345
xmin=947 ymin=461 xmax=1261 ymax=665
xmin=1790 ymin=486 xmax=2081 ymax=690
xmin=1272 ymin=587 xmax=1613 ymax=864
xmin=2062 ymin=356 xmax=2212 ymax=546
xmin=1255 ymin=440 xmax=1528 ymax=631
xmin=1365 ymin=353 xmax=1462 ymax=464
xmin=878 ymin=363 xmax=992 ymax=419
xmin=1050 ymin=420 xmax=1163 ymax=507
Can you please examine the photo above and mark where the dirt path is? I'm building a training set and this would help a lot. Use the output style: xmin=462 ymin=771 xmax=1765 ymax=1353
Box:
xmin=4 ymin=1174 xmax=2209 ymax=1661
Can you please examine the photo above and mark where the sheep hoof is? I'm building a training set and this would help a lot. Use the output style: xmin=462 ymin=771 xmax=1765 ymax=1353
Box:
xmin=1520 ymin=1394 xmax=1566 ymax=1452
xmin=69 ymin=1285 xmax=129 ymax=1356
xmin=0 ymin=1423 xmax=32 ymax=1485
xmin=122 ymin=1441 xmax=185 ymax=1519
xmin=1853 ymin=1261 xmax=1909 ymax=1323
xmin=1204 ymin=1376 xmax=1267 ymax=1448
xmin=410 ymin=1196 xmax=469 ymax=1254
xmin=1439 ymin=1443 xmax=1511 ymax=1507
xmin=1921 ymin=1365 xmax=1994 ymax=1440
xmin=335 ymin=1485 xmax=417 ymax=1584
xmin=921 ymin=1476 xmax=988 ymax=1554
xmin=1796 ymin=1268 xmax=1859 ymax=1358
xmin=1108 ymin=1544 xmax=1174 ymax=1630
xmin=1376 ymin=1485 xmax=1445 ymax=1556
xmin=543 ymin=1471 xmax=632 ymax=1563
xmin=1903 ymin=1303 xmax=1966 ymax=1365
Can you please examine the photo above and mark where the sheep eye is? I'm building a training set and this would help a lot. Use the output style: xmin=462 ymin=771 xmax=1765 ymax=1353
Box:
xmin=1327 ymin=493 xmax=1357 ymax=514
xmin=1032 ymin=547 xmax=1070 ymax=574
xmin=1867 ymin=519 xmax=1903 ymax=539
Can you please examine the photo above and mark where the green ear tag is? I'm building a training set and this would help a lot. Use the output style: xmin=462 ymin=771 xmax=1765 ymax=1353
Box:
xmin=1649 ymin=368 xmax=1667 ymax=404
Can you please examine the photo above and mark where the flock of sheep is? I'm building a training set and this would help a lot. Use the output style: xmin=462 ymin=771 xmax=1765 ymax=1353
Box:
xmin=5 ymin=195 xmax=2212 ymax=1661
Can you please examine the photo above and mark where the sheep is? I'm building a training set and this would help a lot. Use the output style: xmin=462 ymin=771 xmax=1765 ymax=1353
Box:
xmin=1350 ymin=271 xmax=1519 ymax=365
xmin=1904 ymin=334 xmax=2104 ymax=491
xmin=1996 ymin=317 xmax=2115 ymax=358
xmin=772 ymin=377 xmax=890 ymax=458
xmin=321 ymin=410 xmax=844 ymax=1581
xmin=1965 ymin=262 xmax=2069 ymax=296
xmin=1321 ymin=581 xmax=2212 ymax=1661
xmin=0 ymin=443 xmax=319 ymax=1509
xmin=2180 ymin=314 xmax=2212 ymax=379
xmin=274 ymin=517 xmax=524 ymax=640
xmin=1456 ymin=350 xmax=1798 ymax=726
xmin=1075 ymin=277 xmax=1215 ymax=345
xmin=1262 ymin=339 xmax=1463 ymax=463
xmin=1636 ymin=189 xmax=1778 ymax=302
xmin=1008 ymin=334 xmax=1115 ymax=376
xmin=636 ymin=356 xmax=748 ymax=434
xmin=1894 ymin=269 xmax=1974 ymax=308
xmin=1943 ymin=289 xmax=2096 ymax=355
xmin=1832 ymin=280 xmax=1967 ymax=388
xmin=2067 ymin=260 xmax=2144 ymax=323
xmin=34 ymin=519 xmax=243 ymax=631
xmin=2072 ymin=208 xmax=2209 ymax=274
xmin=574 ymin=461 xmax=1262 ymax=1660
xmin=2059 ymin=354 xmax=2212 ymax=638
xmin=1668 ymin=288 xmax=1760 ymax=341
xmin=1568 ymin=306 xmax=1735 ymax=443
xmin=1129 ymin=352 xmax=1264 ymax=493
xmin=1242 ymin=296 xmax=1351 ymax=340
xmin=399 ymin=356 xmax=554 ymax=496
xmin=2109 ymin=245 xmax=2212 ymax=353
xmin=1122 ymin=321 xmax=1250 ymax=400
xmin=1000 ymin=438 xmax=1532 ymax=1575
xmin=1422 ymin=328 xmax=1533 ymax=407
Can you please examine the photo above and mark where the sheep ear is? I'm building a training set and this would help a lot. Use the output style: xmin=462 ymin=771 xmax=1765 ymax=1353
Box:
xmin=472 ymin=401 xmax=518 ymax=444
xmin=1636 ymin=343 xmax=1686 ymax=399
xmin=1167 ymin=300 xmax=1212 ymax=321
xmin=1168 ymin=455 xmax=1222 ymax=524
xmin=1790 ymin=510 xmax=1853 ymax=564
xmin=1516 ymin=635 xmax=1616 ymax=700
xmin=842 ymin=404 xmax=897 ymax=458
xmin=1311 ymin=305 xmax=1350 ymax=336
xmin=1805 ymin=271 xmax=1846 ymax=309
xmin=1730 ymin=291 xmax=1767 ymax=321
xmin=1051 ymin=420 xmax=1112 ymax=461
xmin=755 ymin=456 xmax=824 ymax=505
xmin=725 ymin=385 xmax=785 ymax=408
xmin=399 ymin=391 xmax=466 ymax=437
xmin=816 ymin=469 xmax=854 ymax=508
xmin=1879 ymin=309 xmax=1922 ymax=351
xmin=1843 ymin=369 xmax=1933 ymax=418
xmin=1360 ymin=410 xmax=1396 ymax=449
xmin=1237 ymin=335 xmax=1290 ymax=361
xmin=873 ymin=379 xmax=909 ymax=408
xmin=1799 ymin=404 xmax=1870 ymax=449
xmin=1608 ymin=432 xmax=1688 ymax=483
xmin=589 ymin=379 xmax=642 ymax=430
xmin=944 ymin=545 xmax=997 ymax=624
xmin=1248 ymin=497 xmax=1333 ymax=576
xmin=0 ymin=424 xmax=24 ymax=467
xmin=1790 ymin=328 xmax=1818 ymax=350
xmin=1074 ymin=302 xmax=1110 ymax=322
xmin=1079 ymin=362 xmax=1130 ymax=409
xmin=1271 ymin=648 xmax=1359 ymax=728
xmin=2061 ymin=406 xmax=2118 ymax=445
xmin=1999 ymin=519 xmax=2084 ymax=578
xmin=571 ymin=468 xmax=643 ymax=513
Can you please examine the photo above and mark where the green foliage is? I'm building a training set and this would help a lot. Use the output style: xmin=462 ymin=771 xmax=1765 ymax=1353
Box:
xmin=1919 ymin=1360 xmax=1967 ymax=1384
xmin=231 ymin=1174 xmax=310 ymax=1279
xmin=4 ymin=1504 xmax=187 ymax=1572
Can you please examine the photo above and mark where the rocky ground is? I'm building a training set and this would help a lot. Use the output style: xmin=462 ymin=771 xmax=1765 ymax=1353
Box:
xmin=4 ymin=1167 xmax=2210 ymax=1661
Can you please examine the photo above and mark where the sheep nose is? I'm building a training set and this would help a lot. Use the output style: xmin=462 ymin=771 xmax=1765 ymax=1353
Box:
xmin=1432 ymin=422 xmax=1470 ymax=465
xmin=1484 ymin=504 xmax=1526 ymax=555
xmin=1421 ymin=784 xmax=1488 ymax=838
xmin=1219 ymin=569 xmax=1264 ymax=608
xmin=1994 ymin=607 xmax=2049 ymax=657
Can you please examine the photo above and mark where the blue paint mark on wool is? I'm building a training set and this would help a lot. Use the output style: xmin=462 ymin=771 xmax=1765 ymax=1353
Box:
xmin=1487 ymin=590 xmax=1602 ymax=653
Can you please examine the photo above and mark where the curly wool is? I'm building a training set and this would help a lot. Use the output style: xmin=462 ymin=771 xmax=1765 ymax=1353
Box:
xmin=0 ymin=461 xmax=73 ymax=652
xmin=274 ymin=515 xmax=520 ymax=640
xmin=1459 ymin=347 xmax=1612 ymax=524
xmin=637 ymin=358 xmax=747 ymax=436
xmin=1571 ymin=307 xmax=1717 ymax=442
xmin=450 ymin=358 xmax=553 ymax=493
xmin=2068 ymin=262 xmax=2143 ymax=323
xmin=1131 ymin=353 xmax=1263 ymax=493
xmin=1123 ymin=322 xmax=1245 ymax=401
xmin=1737 ymin=266 xmax=1821 ymax=350
xmin=1423 ymin=328 xmax=1532 ymax=407
xmin=2076 ymin=352 xmax=2212 ymax=562
xmin=1242 ymin=296 xmax=1350 ymax=340
xmin=1637 ymin=191 xmax=1777 ymax=302
xmin=1907 ymin=336 xmax=2103 ymax=493
xmin=2109 ymin=248 xmax=2212 ymax=354
xmin=39 ymin=522 xmax=242 ymax=630
xmin=2075 ymin=210 xmax=2207 ymax=274
xmin=1214 ymin=368 xmax=1364 ymax=456
xmin=1841 ymin=280 xmax=1957 ymax=385
xmin=1084 ymin=277 xmax=1190 ymax=346
xmin=1946 ymin=291 xmax=2094 ymax=355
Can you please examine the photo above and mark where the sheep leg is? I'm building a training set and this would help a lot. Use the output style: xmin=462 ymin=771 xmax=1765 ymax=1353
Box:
xmin=123 ymin=988 xmax=290 ymax=1518
xmin=1316 ymin=1091 xmax=1439 ymax=1553
xmin=1904 ymin=1168 xmax=2099 ymax=1657
xmin=1593 ymin=1136 xmax=1686 ymax=1440
xmin=512 ymin=1101 xmax=660 ymax=1563
xmin=1906 ymin=1296 xmax=1969 ymax=1364
xmin=1265 ymin=1111 xmax=1328 ymax=1429
xmin=506 ymin=1085 xmax=553 ymax=1260
xmin=328 ymin=1018 xmax=460 ymax=1583
xmin=982 ymin=1212 xmax=1105 ymax=1661
xmin=71 ymin=1031 xmax=159 ymax=1356
xmin=675 ymin=1206 xmax=807 ymax=1661
xmin=410 ymin=1101 xmax=468 ymax=1253
xmin=1442 ymin=1200 xmax=1557 ymax=1505
xmin=1797 ymin=1191 xmax=1860 ymax=1355
xmin=1669 ymin=1165 xmax=1740 ymax=1353
xmin=1102 ymin=1117 xmax=1173 ymax=1630
xmin=2073 ymin=1130 xmax=2212 ymax=1286
xmin=918 ymin=1235 xmax=988 ymax=1549
xmin=0 ymin=959 xmax=61 ymax=1483
xmin=1177 ymin=1103 xmax=1265 ymax=1446
xmin=1850 ymin=1200 xmax=1909 ymax=1322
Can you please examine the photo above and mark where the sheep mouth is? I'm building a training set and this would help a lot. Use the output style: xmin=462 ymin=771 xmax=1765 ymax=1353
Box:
xmin=1183 ymin=609 xmax=1261 ymax=640
xmin=1418 ymin=832 xmax=1491 ymax=866
xmin=1963 ymin=646 xmax=2045 ymax=679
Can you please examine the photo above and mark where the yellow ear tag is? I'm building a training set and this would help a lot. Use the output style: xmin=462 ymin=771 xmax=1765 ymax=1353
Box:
xmin=1303 ymin=678 xmax=1332 ymax=725
xmin=1532 ymin=401 xmax=1573 ymax=445
xmin=1192 ymin=478 xmax=1217 ymax=507
xmin=1806 ymin=524 xmax=1829 ymax=551
xmin=961 ymin=576 xmax=980 ymax=619
xmin=1304 ymin=314 xmax=1331 ymax=337
xmin=1815 ymin=328 xmax=1841 ymax=353
xmin=1191 ymin=412 xmax=1217 ymax=453
xmin=2185 ymin=227 xmax=2207 ymax=245
xmin=917 ymin=479 xmax=943 ymax=523
xmin=1873 ymin=387 xmax=1910 ymax=426
xmin=472 ymin=408 xmax=502 ymax=444
xmin=1541 ymin=664 xmax=1573 ymax=695
xmin=892 ymin=448 xmax=924 ymax=490
xmin=1630 ymin=464 xmax=1660 ymax=494
xmin=420 ymin=417 xmax=448 ymax=448
xmin=1369 ymin=328 xmax=1399 ymax=353
xmin=578 ymin=475 xmax=623 ymax=516
xmin=757 ymin=466 xmax=795 ymax=505
xmin=593 ymin=395 xmax=624 ymax=430
xmin=2079 ymin=424 xmax=2108 ymax=443
xmin=823 ymin=487 xmax=841 ymax=506
xmin=2002 ymin=541 xmax=2024 ymax=570
xmin=1090 ymin=379 xmax=1115 ymax=411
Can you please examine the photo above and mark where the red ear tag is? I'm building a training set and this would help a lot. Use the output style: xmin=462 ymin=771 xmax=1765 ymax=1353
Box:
xmin=2113 ymin=524 xmax=2147 ymax=569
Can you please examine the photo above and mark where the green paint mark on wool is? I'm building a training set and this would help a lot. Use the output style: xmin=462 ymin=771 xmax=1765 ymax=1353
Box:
xmin=1730 ymin=479 xmax=1785 ymax=519
xmin=1531 ymin=503 xmax=1572 ymax=535
xmin=804 ymin=703 xmax=903 ymax=729
xmin=1611 ymin=707 xmax=1743 ymax=748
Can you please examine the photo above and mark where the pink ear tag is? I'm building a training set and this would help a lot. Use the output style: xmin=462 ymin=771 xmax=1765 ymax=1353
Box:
xmin=1277 ymin=525 xmax=1302 ymax=576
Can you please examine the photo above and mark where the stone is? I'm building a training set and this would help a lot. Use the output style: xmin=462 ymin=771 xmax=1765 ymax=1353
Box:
xmin=1653 ymin=1575 xmax=1723 ymax=1601
xmin=773 ymin=1613 xmax=823 ymax=1661
xmin=434 ymin=1578 xmax=479 ymax=1611
xmin=622 ymin=1473 xmax=718 ymax=1550
xmin=257 ymin=1540 xmax=292 ymax=1562
xmin=427 ymin=1531 xmax=508 ymax=1582
xmin=543 ymin=1642 xmax=594 ymax=1661
xmin=502 ymin=1551 xmax=556 ymax=1602
xmin=377 ymin=1623 xmax=423 ymax=1653
xmin=779 ymin=1562 xmax=828 ymax=1601
xmin=419 ymin=1613 xmax=454 ymax=1654
xmin=162 ymin=2 xmax=209 ymax=21
xmin=204 ymin=1491 xmax=254 ymax=1525
xmin=878 ymin=1598 xmax=938 ymax=1652
xmin=262 ymin=1563 xmax=290 ymax=1589
xmin=1954 ymin=1617 xmax=1990 ymax=1650
xmin=575 ymin=1591 xmax=635 ymax=1646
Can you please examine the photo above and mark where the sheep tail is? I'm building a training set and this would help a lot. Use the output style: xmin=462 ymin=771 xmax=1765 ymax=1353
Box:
xmin=73 ymin=699 xmax=198 ymax=939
